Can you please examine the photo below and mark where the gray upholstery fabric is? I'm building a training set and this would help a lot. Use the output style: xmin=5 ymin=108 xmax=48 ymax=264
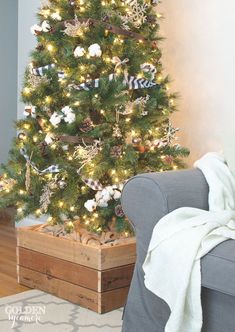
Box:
xmin=121 ymin=169 xmax=235 ymax=332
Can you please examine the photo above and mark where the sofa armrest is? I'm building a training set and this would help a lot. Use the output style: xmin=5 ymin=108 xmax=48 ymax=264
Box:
xmin=121 ymin=169 xmax=209 ymax=263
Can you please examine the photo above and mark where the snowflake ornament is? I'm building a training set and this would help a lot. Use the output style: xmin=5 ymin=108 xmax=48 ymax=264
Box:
xmin=120 ymin=0 xmax=148 ymax=30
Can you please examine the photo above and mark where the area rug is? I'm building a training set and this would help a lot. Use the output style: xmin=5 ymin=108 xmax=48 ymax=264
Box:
xmin=0 ymin=290 xmax=123 ymax=332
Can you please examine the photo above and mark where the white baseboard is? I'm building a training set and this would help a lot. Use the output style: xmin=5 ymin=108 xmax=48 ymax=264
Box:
xmin=15 ymin=215 xmax=48 ymax=228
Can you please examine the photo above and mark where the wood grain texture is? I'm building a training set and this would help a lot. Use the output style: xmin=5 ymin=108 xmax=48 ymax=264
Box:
xmin=18 ymin=266 xmax=129 ymax=313
xmin=99 ymin=264 xmax=135 ymax=292
xmin=17 ymin=225 xmax=136 ymax=270
xmin=17 ymin=226 xmax=100 ymax=269
xmin=0 ymin=209 xmax=29 ymax=297
xmin=17 ymin=247 xmax=135 ymax=292
xmin=18 ymin=247 xmax=98 ymax=291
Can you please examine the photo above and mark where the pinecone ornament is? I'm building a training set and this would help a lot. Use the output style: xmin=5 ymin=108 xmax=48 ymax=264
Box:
xmin=79 ymin=118 xmax=93 ymax=132
xmin=115 ymin=205 xmax=125 ymax=218
xmin=36 ymin=43 xmax=45 ymax=51
xmin=110 ymin=146 xmax=122 ymax=158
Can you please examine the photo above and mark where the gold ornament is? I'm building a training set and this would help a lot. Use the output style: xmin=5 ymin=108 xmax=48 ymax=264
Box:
xmin=25 ymin=160 xmax=31 ymax=192
xmin=27 ymin=72 xmax=49 ymax=88
xmin=120 ymin=0 xmax=148 ymax=30
xmin=63 ymin=16 xmax=89 ymax=37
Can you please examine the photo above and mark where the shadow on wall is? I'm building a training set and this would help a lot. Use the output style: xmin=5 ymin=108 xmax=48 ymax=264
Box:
xmin=159 ymin=0 xmax=235 ymax=165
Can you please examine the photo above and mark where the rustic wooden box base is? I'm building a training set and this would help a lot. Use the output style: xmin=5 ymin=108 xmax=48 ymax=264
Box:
xmin=17 ymin=225 xmax=136 ymax=314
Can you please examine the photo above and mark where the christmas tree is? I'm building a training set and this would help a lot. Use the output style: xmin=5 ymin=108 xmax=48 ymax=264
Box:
xmin=0 ymin=0 xmax=189 ymax=234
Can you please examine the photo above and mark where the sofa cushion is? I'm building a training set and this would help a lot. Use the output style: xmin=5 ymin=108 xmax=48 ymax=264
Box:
xmin=201 ymin=239 xmax=235 ymax=296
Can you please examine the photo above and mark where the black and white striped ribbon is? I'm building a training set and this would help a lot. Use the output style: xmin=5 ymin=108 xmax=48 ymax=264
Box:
xmin=81 ymin=177 xmax=103 ymax=191
xmin=20 ymin=148 xmax=60 ymax=175
xmin=31 ymin=63 xmax=158 ymax=90
xmin=31 ymin=64 xmax=65 ymax=79
xmin=70 ymin=74 xmax=158 ymax=91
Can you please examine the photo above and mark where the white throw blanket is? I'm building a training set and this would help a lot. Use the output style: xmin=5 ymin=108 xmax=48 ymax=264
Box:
xmin=143 ymin=152 xmax=235 ymax=332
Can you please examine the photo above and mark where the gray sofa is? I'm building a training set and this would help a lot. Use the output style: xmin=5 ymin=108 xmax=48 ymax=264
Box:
xmin=121 ymin=169 xmax=235 ymax=332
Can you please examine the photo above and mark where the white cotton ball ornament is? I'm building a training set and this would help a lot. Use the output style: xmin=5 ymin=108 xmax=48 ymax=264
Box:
xmin=51 ymin=12 xmax=62 ymax=21
xmin=84 ymin=199 xmax=97 ymax=212
xmin=41 ymin=20 xmax=51 ymax=32
xmin=45 ymin=133 xmax=55 ymax=145
xmin=97 ymin=199 xmax=109 ymax=208
xmin=88 ymin=44 xmax=102 ymax=57
xmin=61 ymin=106 xmax=76 ymax=124
xmin=30 ymin=24 xmax=42 ymax=35
xmin=74 ymin=46 xmax=85 ymax=58
xmin=113 ymin=190 xmax=122 ymax=200
xmin=49 ymin=112 xmax=63 ymax=127
xmin=101 ymin=189 xmax=112 ymax=202
xmin=106 ymin=186 xmax=115 ymax=196
xmin=95 ymin=191 xmax=103 ymax=201
xmin=62 ymin=145 xmax=69 ymax=151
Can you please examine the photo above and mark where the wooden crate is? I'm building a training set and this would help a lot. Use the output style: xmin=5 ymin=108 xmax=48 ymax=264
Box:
xmin=16 ymin=225 xmax=136 ymax=313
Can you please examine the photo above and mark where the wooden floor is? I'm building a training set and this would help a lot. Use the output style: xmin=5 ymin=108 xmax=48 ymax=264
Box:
xmin=0 ymin=209 xmax=29 ymax=297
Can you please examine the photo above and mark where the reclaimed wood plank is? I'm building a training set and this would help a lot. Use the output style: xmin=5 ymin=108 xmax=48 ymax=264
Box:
xmin=17 ymin=247 xmax=98 ymax=291
xmin=100 ymin=239 xmax=136 ymax=270
xmin=17 ymin=247 xmax=135 ymax=292
xmin=17 ymin=226 xmax=100 ymax=269
xmin=98 ymin=287 xmax=130 ymax=314
xmin=99 ymin=264 xmax=135 ymax=292
xmin=18 ymin=266 xmax=129 ymax=313
xmin=18 ymin=266 xmax=99 ymax=312
xmin=17 ymin=226 xmax=136 ymax=270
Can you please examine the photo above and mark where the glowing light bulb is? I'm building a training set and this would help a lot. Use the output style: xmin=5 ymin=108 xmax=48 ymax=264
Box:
xmin=47 ymin=44 xmax=54 ymax=52
xmin=17 ymin=207 xmax=23 ymax=213
xmin=23 ymin=123 xmax=31 ymax=130
xmin=35 ymin=209 xmax=42 ymax=216
xmin=45 ymin=96 xmax=52 ymax=104
xmin=67 ymin=221 xmax=74 ymax=228
xmin=19 ymin=190 xmax=25 ymax=195
xmin=47 ymin=216 xmax=53 ymax=223
xmin=58 ymin=201 xmax=64 ymax=208
xmin=23 ymin=87 xmax=31 ymax=95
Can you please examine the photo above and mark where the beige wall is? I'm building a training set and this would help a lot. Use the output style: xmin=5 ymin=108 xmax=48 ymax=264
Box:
xmin=159 ymin=0 xmax=235 ymax=165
